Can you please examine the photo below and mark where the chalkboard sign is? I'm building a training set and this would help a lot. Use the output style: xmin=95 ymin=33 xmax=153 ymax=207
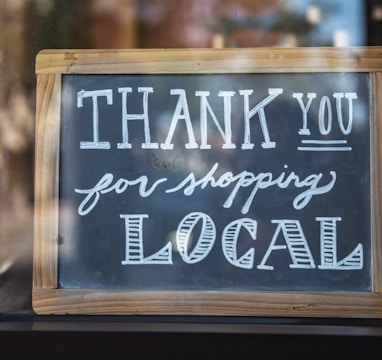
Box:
xmin=33 ymin=48 xmax=382 ymax=316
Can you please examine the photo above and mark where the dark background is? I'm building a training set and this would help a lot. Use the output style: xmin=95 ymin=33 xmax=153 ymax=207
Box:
xmin=59 ymin=73 xmax=371 ymax=292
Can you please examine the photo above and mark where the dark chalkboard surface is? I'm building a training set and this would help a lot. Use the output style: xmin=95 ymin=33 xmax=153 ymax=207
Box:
xmin=58 ymin=72 xmax=371 ymax=292
xmin=33 ymin=48 xmax=382 ymax=316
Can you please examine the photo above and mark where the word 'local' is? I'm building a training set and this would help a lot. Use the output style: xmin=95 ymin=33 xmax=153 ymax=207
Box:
xmin=120 ymin=212 xmax=363 ymax=270
xmin=76 ymin=87 xmax=358 ymax=150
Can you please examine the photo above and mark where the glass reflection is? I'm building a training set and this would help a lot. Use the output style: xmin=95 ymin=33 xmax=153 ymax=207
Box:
xmin=0 ymin=0 xmax=373 ymax=314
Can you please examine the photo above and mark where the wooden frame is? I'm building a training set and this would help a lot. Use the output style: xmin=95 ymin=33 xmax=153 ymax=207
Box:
xmin=34 ymin=47 xmax=382 ymax=316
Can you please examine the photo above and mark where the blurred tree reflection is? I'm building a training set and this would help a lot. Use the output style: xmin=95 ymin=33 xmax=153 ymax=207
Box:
xmin=0 ymin=0 xmax=87 ymax=216
xmin=1 ymin=1 xmax=36 ymax=262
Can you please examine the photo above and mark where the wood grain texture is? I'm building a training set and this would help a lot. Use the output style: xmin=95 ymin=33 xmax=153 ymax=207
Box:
xmin=33 ymin=288 xmax=382 ymax=317
xmin=36 ymin=47 xmax=382 ymax=74
xmin=371 ymin=72 xmax=382 ymax=293
xmin=33 ymin=73 xmax=60 ymax=289
xmin=33 ymin=47 xmax=382 ymax=316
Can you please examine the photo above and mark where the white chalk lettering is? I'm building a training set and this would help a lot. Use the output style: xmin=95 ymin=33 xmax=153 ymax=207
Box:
xmin=219 ymin=91 xmax=236 ymax=149
xmin=295 ymin=92 xmax=358 ymax=149
xmin=239 ymin=88 xmax=283 ymax=149
xmin=258 ymin=219 xmax=315 ymax=270
xmin=222 ymin=218 xmax=257 ymax=269
xmin=166 ymin=163 xmax=336 ymax=214
xmin=319 ymin=95 xmax=332 ymax=135
xmin=77 ymin=89 xmax=113 ymax=149
xmin=117 ymin=87 xmax=158 ymax=149
xmin=120 ymin=214 xmax=172 ymax=264
xmin=118 ymin=213 xmax=363 ymax=270
xmin=333 ymin=92 xmax=358 ymax=135
xmin=75 ymin=173 xmax=167 ymax=216
xmin=75 ymin=164 xmax=336 ymax=216
xmin=195 ymin=90 xmax=236 ymax=149
xmin=76 ymin=88 xmax=359 ymax=150
xmin=176 ymin=212 xmax=216 ymax=264
xmin=160 ymin=89 xmax=198 ymax=150
xmin=317 ymin=217 xmax=363 ymax=269
xmin=293 ymin=92 xmax=317 ymax=135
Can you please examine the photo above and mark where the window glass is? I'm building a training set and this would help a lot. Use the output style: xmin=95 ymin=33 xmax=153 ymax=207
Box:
xmin=0 ymin=0 xmax=377 ymax=316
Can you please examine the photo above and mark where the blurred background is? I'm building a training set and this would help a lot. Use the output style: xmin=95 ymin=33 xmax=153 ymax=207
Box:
xmin=0 ymin=0 xmax=382 ymax=315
